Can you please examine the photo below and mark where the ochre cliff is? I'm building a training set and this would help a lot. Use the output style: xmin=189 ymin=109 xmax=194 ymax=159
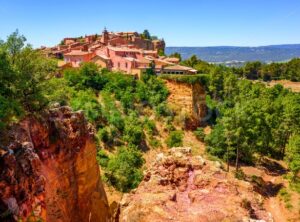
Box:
xmin=0 ymin=106 xmax=110 ymax=222
xmin=164 ymin=79 xmax=207 ymax=129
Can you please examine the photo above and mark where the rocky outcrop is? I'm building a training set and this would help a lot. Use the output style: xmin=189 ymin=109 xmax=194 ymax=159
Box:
xmin=164 ymin=80 xmax=207 ymax=129
xmin=0 ymin=106 xmax=110 ymax=222
xmin=119 ymin=147 xmax=273 ymax=222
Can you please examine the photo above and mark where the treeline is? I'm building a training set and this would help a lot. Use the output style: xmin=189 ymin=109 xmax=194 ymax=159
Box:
xmin=233 ymin=59 xmax=300 ymax=81
xmin=171 ymin=53 xmax=300 ymax=82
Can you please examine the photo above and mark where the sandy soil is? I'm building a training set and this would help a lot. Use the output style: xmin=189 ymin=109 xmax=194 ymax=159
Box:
xmin=241 ymin=159 xmax=300 ymax=222
xmin=267 ymin=80 xmax=300 ymax=92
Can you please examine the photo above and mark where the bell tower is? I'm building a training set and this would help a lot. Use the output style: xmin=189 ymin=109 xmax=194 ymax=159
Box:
xmin=101 ymin=27 xmax=109 ymax=44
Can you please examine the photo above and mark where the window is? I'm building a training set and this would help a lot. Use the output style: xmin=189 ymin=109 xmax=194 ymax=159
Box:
xmin=118 ymin=62 xmax=120 ymax=68
xmin=125 ymin=62 xmax=128 ymax=68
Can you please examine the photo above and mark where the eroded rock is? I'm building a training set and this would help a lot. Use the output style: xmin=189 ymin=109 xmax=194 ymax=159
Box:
xmin=0 ymin=107 xmax=110 ymax=222
xmin=119 ymin=147 xmax=273 ymax=222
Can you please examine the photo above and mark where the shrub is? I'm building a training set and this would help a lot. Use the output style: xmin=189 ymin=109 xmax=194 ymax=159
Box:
xmin=166 ymin=130 xmax=183 ymax=148
xmin=193 ymin=127 xmax=205 ymax=141
xmin=155 ymin=102 xmax=172 ymax=117
xmin=97 ymin=127 xmax=111 ymax=143
xmin=149 ymin=137 xmax=162 ymax=148
xmin=122 ymin=112 xmax=144 ymax=145
xmin=105 ymin=146 xmax=144 ymax=192
xmin=96 ymin=149 xmax=110 ymax=168
xmin=70 ymin=90 xmax=102 ymax=123
xmin=144 ymin=118 xmax=157 ymax=135
xmin=64 ymin=63 xmax=107 ymax=90
xmin=279 ymin=188 xmax=293 ymax=210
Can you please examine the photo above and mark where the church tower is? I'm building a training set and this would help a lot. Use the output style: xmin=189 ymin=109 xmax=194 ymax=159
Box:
xmin=101 ymin=27 xmax=109 ymax=44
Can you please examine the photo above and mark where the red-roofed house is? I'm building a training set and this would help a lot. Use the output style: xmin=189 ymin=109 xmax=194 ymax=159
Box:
xmin=64 ymin=50 xmax=95 ymax=67
xmin=95 ymin=46 xmax=156 ymax=74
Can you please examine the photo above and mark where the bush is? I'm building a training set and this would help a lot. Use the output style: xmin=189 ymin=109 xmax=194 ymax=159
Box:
xmin=144 ymin=118 xmax=157 ymax=135
xmin=97 ymin=127 xmax=111 ymax=144
xmin=70 ymin=90 xmax=102 ymax=123
xmin=123 ymin=112 xmax=144 ymax=146
xmin=96 ymin=149 xmax=110 ymax=168
xmin=155 ymin=102 xmax=172 ymax=117
xmin=64 ymin=63 xmax=107 ymax=90
xmin=149 ymin=137 xmax=162 ymax=148
xmin=166 ymin=130 xmax=183 ymax=148
xmin=105 ymin=146 xmax=144 ymax=192
xmin=193 ymin=127 xmax=205 ymax=141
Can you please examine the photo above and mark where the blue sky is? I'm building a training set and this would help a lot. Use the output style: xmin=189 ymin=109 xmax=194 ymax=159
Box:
xmin=0 ymin=0 xmax=299 ymax=47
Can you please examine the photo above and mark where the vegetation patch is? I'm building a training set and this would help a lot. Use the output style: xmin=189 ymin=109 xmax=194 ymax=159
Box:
xmin=159 ymin=74 xmax=209 ymax=85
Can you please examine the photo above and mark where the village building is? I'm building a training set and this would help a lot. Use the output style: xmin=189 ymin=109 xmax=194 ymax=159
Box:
xmin=161 ymin=65 xmax=197 ymax=75
xmin=64 ymin=50 xmax=95 ymax=67
xmin=43 ymin=28 xmax=196 ymax=76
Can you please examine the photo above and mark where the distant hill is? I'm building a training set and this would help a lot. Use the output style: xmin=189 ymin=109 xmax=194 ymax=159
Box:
xmin=166 ymin=44 xmax=300 ymax=63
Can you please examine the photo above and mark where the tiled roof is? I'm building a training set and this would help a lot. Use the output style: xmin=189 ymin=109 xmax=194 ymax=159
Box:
xmin=143 ymin=50 xmax=157 ymax=54
xmin=64 ymin=50 xmax=91 ymax=56
xmin=164 ymin=57 xmax=180 ymax=63
xmin=107 ymin=46 xmax=141 ymax=53
xmin=164 ymin=65 xmax=197 ymax=72
xmin=93 ymin=54 xmax=110 ymax=61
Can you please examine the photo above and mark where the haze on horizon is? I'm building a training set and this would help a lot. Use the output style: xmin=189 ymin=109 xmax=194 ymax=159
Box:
xmin=0 ymin=0 xmax=299 ymax=48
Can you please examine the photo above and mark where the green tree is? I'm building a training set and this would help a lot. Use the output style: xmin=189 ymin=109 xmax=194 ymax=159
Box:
xmin=1 ymin=31 xmax=57 ymax=118
xmin=285 ymin=134 xmax=300 ymax=180
xmin=142 ymin=29 xmax=151 ymax=40
xmin=243 ymin=61 xmax=263 ymax=80
xmin=105 ymin=146 xmax=144 ymax=192
xmin=169 ymin=52 xmax=182 ymax=62
xmin=0 ymin=47 xmax=22 ymax=128
xmin=182 ymin=55 xmax=198 ymax=68
xmin=4 ymin=29 xmax=26 ymax=63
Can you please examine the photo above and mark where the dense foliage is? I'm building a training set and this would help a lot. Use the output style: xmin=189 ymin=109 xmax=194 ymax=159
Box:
xmin=104 ymin=146 xmax=144 ymax=192
xmin=204 ymin=66 xmax=300 ymax=177
xmin=0 ymin=30 xmax=56 ymax=129
xmin=54 ymin=63 xmax=170 ymax=192
xmin=235 ymin=59 xmax=300 ymax=81
xmin=166 ymin=130 xmax=183 ymax=148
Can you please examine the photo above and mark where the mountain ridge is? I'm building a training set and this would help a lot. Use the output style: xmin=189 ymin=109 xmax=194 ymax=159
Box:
xmin=166 ymin=44 xmax=300 ymax=63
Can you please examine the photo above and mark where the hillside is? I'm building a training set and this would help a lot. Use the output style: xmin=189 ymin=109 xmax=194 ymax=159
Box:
xmin=1 ymin=31 xmax=300 ymax=222
xmin=166 ymin=44 xmax=300 ymax=63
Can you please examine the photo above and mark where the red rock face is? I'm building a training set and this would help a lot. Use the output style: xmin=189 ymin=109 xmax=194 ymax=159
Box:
xmin=165 ymin=80 xmax=207 ymax=130
xmin=119 ymin=148 xmax=273 ymax=222
xmin=0 ymin=107 xmax=110 ymax=222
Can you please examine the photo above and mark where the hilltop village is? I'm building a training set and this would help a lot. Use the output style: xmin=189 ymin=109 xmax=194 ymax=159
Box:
xmin=41 ymin=29 xmax=197 ymax=76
